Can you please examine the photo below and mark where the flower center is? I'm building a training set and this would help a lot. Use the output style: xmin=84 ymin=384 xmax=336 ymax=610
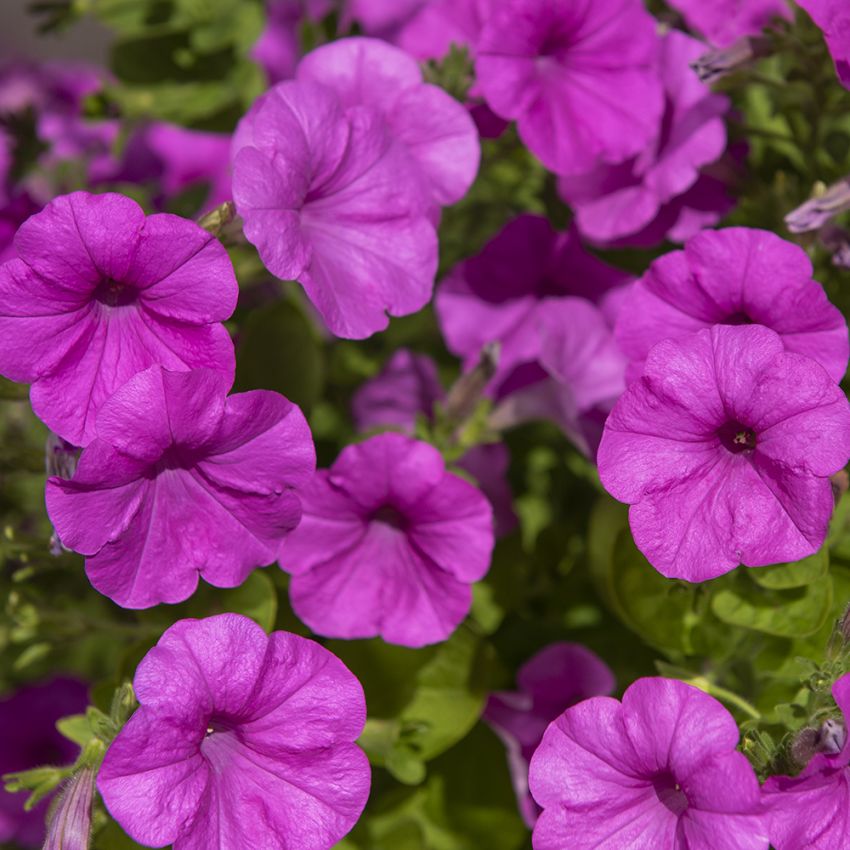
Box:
xmin=652 ymin=772 xmax=688 ymax=816
xmin=722 ymin=311 xmax=753 ymax=326
xmin=372 ymin=505 xmax=406 ymax=530
xmin=718 ymin=421 xmax=757 ymax=454
xmin=94 ymin=278 xmax=137 ymax=307
xmin=201 ymin=716 xmax=240 ymax=774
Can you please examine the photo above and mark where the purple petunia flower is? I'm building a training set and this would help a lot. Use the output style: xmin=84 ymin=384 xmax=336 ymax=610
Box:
xmin=0 ymin=677 xmax=89 ymax=848
xmin=475 ymin=0 xmax=664 ymax=177
xmin=436 ymin=215 xmax=629 ymax=455
xmin=297 ymin=38 xmax=480 ymax=211
xmin=484 ymin=643 xmax=615 ymax=827
xmin=796 ymin=0 xmax=850 ymax=89
xmin=279 ymin=432 xmax=494 ymax=647
xmin=598 ymin=324 xmax=850 ymax=581
xmin=395 ymin=0 xmax=491 ymax=59
xmin=616 ymin=227 xmax=849 ymax=385
xmin=0 ymin=191 xmax=238 ymax=446
xmin=352 ymin=348 xmax=517 ymax=536
xmin=666 ymin=0 xmax=791 ymax=47
xmin=98 ymin=614 xmax=370 ymax=850
xmin=763 ymin=672 xmax=850 ymax=850
xmin=46 ymin=366 xmax=315 ymax=609
xmin=232 ymin=75 xmax=437 ymax=339
xmin=342 ymin=0 xmax=427 ymax=40
xmin=528 ymin=677 xmax=768 ymax=850
xmin=557 ymin=30 xmax=733 ymax=248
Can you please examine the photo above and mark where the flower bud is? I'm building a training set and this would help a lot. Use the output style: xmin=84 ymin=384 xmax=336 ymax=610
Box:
xmin=786 ymin=178 xmax=850 ymax=233
xmin=691 ymin=37 xmax=770 ymax=84
xmin=42 ymin=766 xmax=95 ymax=850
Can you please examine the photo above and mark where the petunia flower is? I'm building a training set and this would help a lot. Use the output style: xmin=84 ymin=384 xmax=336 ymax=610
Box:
xmin=341 ymin=0 xmax=427 ymax=40
xmin=352 ymin=348 xmax=517 ymax=535
xmin=557 ymin=30 xmax=733 ymax=248
xmin=232 ymin=77 xmax=437 ymax=339
xmin=0 ymin=678 xmax=89 ymax=849
xmin=0 ymin=191 xmax=238 ymax=446
xmin=616 ymin=227 xmax=849 ymax=384
xmin=98 ymin=613 xmax=370 ymax=850
xmin=597 ymin=324 xmax=850 ymax=582
xmin=528 ymin=677 xmax=769 ymax=850
xmin=785 ymin=176 xmax=850 ymax=233
xmin=484 ymin=643 xmax=615 ymax=827
xmin=46 ymin=366 xmax=315 ymax=609
xmin=278 ymin=432 xmax=494 ymax=647
xmin=42 ymin=766 xmax=96 ymax=850
xmin=436 ymin=215 xmax=631 ymax=393
xmin=475 ymin=0 xmax=664 ymax=177
xmin=796 ymin=1 xmax=850 ymax=89
xmin=297 ymin=37 xmax=480 ymax=212
xmin=665 ymin=0 xmax=791 ymax=47
xmin=763 ymin=672 xmax=850 ymax=850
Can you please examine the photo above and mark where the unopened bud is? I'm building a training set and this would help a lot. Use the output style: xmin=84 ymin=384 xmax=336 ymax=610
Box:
xmin=443 ymin=342 xmax=499 ymax=427
xmin=42 ymin=766 xmax=95 ymax=850
xmin=692 ymin=37 xmax=770 ymax=84
xmin=790 ymin=727 xmax=819 ymax=766
xmin=819 ymin=223 xmax=850 ymax=269
xmin=819 ymin=718 xmax=847 ymax=755
xmin=831 ymin=469 xmax=849 ymax=504
xmin=786 ymin=179 xmax=850 ymax=234
xmin=45 ymin=433 xmax=79 ymax=556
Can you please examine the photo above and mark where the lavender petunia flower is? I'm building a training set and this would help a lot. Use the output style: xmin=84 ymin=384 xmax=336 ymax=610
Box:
xmin=436 ymin=215 xmax=631 ymax=392
xmin=279 ymin=432 xmax=494 ymax=647
xmin=598 ymin=324 xmax=850 ymax=582
xmin=763 ymin=672 xmax=850 ymax=850
xmin=352 ymin=348 xmax=517 ymax=536
xmin=98 ymin=614 xmax=370 ymax=850
xmin=528 ymin=677 xmax=769 ymax=850
xmin=0 ymin=678 xmax=88 ymax=848
xmin=232 ymin=77 xmax=437 ymax=339
xmin=786 ymin=177 xmax=850 ymax=233
xmin=475 ymin=0 xmax=664 ymax=177
xmin=484 ymin=643 xmax=615 ymax=827
xmin=395 ymin=0 xmax=491 ymax=59
xmin=0 ymin=192 xmax=238 ymax=446
xmin=616 ymin=227 xmax=850 ymax=384
xmin=46 ymin=366 xmax=315 ymax=609
xmin=297 ymin=38 xmax=480 ymax=211
xmin=795 ymin=1 xmax=850 ymax=89
xmin=666 ymin=0 xmax=791 ymax=47
xmin=557 ymin=30 xmax=733 ymax=248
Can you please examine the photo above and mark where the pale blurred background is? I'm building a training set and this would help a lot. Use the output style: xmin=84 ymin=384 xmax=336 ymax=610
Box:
xmin=0 ymin=0 xmax=111 ymax=62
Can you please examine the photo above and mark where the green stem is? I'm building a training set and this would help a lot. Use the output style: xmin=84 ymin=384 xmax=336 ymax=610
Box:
xmin=686 ymin=676 xmax=762 ymax=720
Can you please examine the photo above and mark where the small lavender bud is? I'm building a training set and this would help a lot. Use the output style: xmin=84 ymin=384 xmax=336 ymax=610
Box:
xmin=818 ymin=718 xmax=846 ymax=756
xmin=42 ymin=766 xmax=95 ymax=850
xmin=790 ymin=727 xmax=819 ymax=766
xmin=786 ymin=178 xmax=850 ymax=234
xmin=691 ymin=37 xmax=770 ymax=84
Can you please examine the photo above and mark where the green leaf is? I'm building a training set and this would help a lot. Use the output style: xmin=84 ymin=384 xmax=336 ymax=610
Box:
xmin=712 ymin=569 xmax=833 ymax=638
xmin=235 ymin=300 xmax=325 ymax=415
xmin=747 ymin=547 xmax=829 ymax=589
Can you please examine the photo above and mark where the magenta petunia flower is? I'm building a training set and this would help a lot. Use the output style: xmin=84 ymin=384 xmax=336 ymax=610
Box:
xmin=0 ymin=677 xmax=89 ymax=848
xmin=395 ymin=0 xmax=491 ymax=59
xmin=598 ymin=324 xmax=850 ymax=581
xmin=0 ymin=192 xmax=238 ymax=445
xmin=666 ymin=0 xmax=791 ymax=47
xmin=796 ymin=0 xmax=850 ymax=89
xmin=763 ymin=672 xmax=850 ymax=850
xmin=297 ymin=38 xmax=480 ymax=211
xmin=475 ymin=0 xmax=664 ymax=176
xmin=279 ymin=432 xmax=494 ymax=647
xmin=557 ymin=30 xmax=733 ymax=248
xmin=436 ymin=215 xmax=631 ymax=393
xmin=529 ymin=677 xmax=768 ymax=850
xmin=98 ymin=613 xmax=370 ymax=850
xmin=232 ymin=77 xmax=437 ymax=339
xmin=342 ymin=0 xmax=427 ymax=39
xmin=46 ymin=366 xmax=315 ymax=609
xmin=616 ymin=228 xmax=849 ymax=385
xmin=352 ymin=348 xmax=517 ymax=536
xmin=484 ymin=643 xmax=615 ymax=827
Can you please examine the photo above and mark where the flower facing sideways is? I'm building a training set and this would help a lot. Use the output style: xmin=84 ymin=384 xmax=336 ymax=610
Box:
xmin=46 ymin=366 xmax=315 ymax=608
xmin=597 ymin=324 xmax=850 ymax=581
xmin=98 ymin=614 xmax=370 ymax=850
